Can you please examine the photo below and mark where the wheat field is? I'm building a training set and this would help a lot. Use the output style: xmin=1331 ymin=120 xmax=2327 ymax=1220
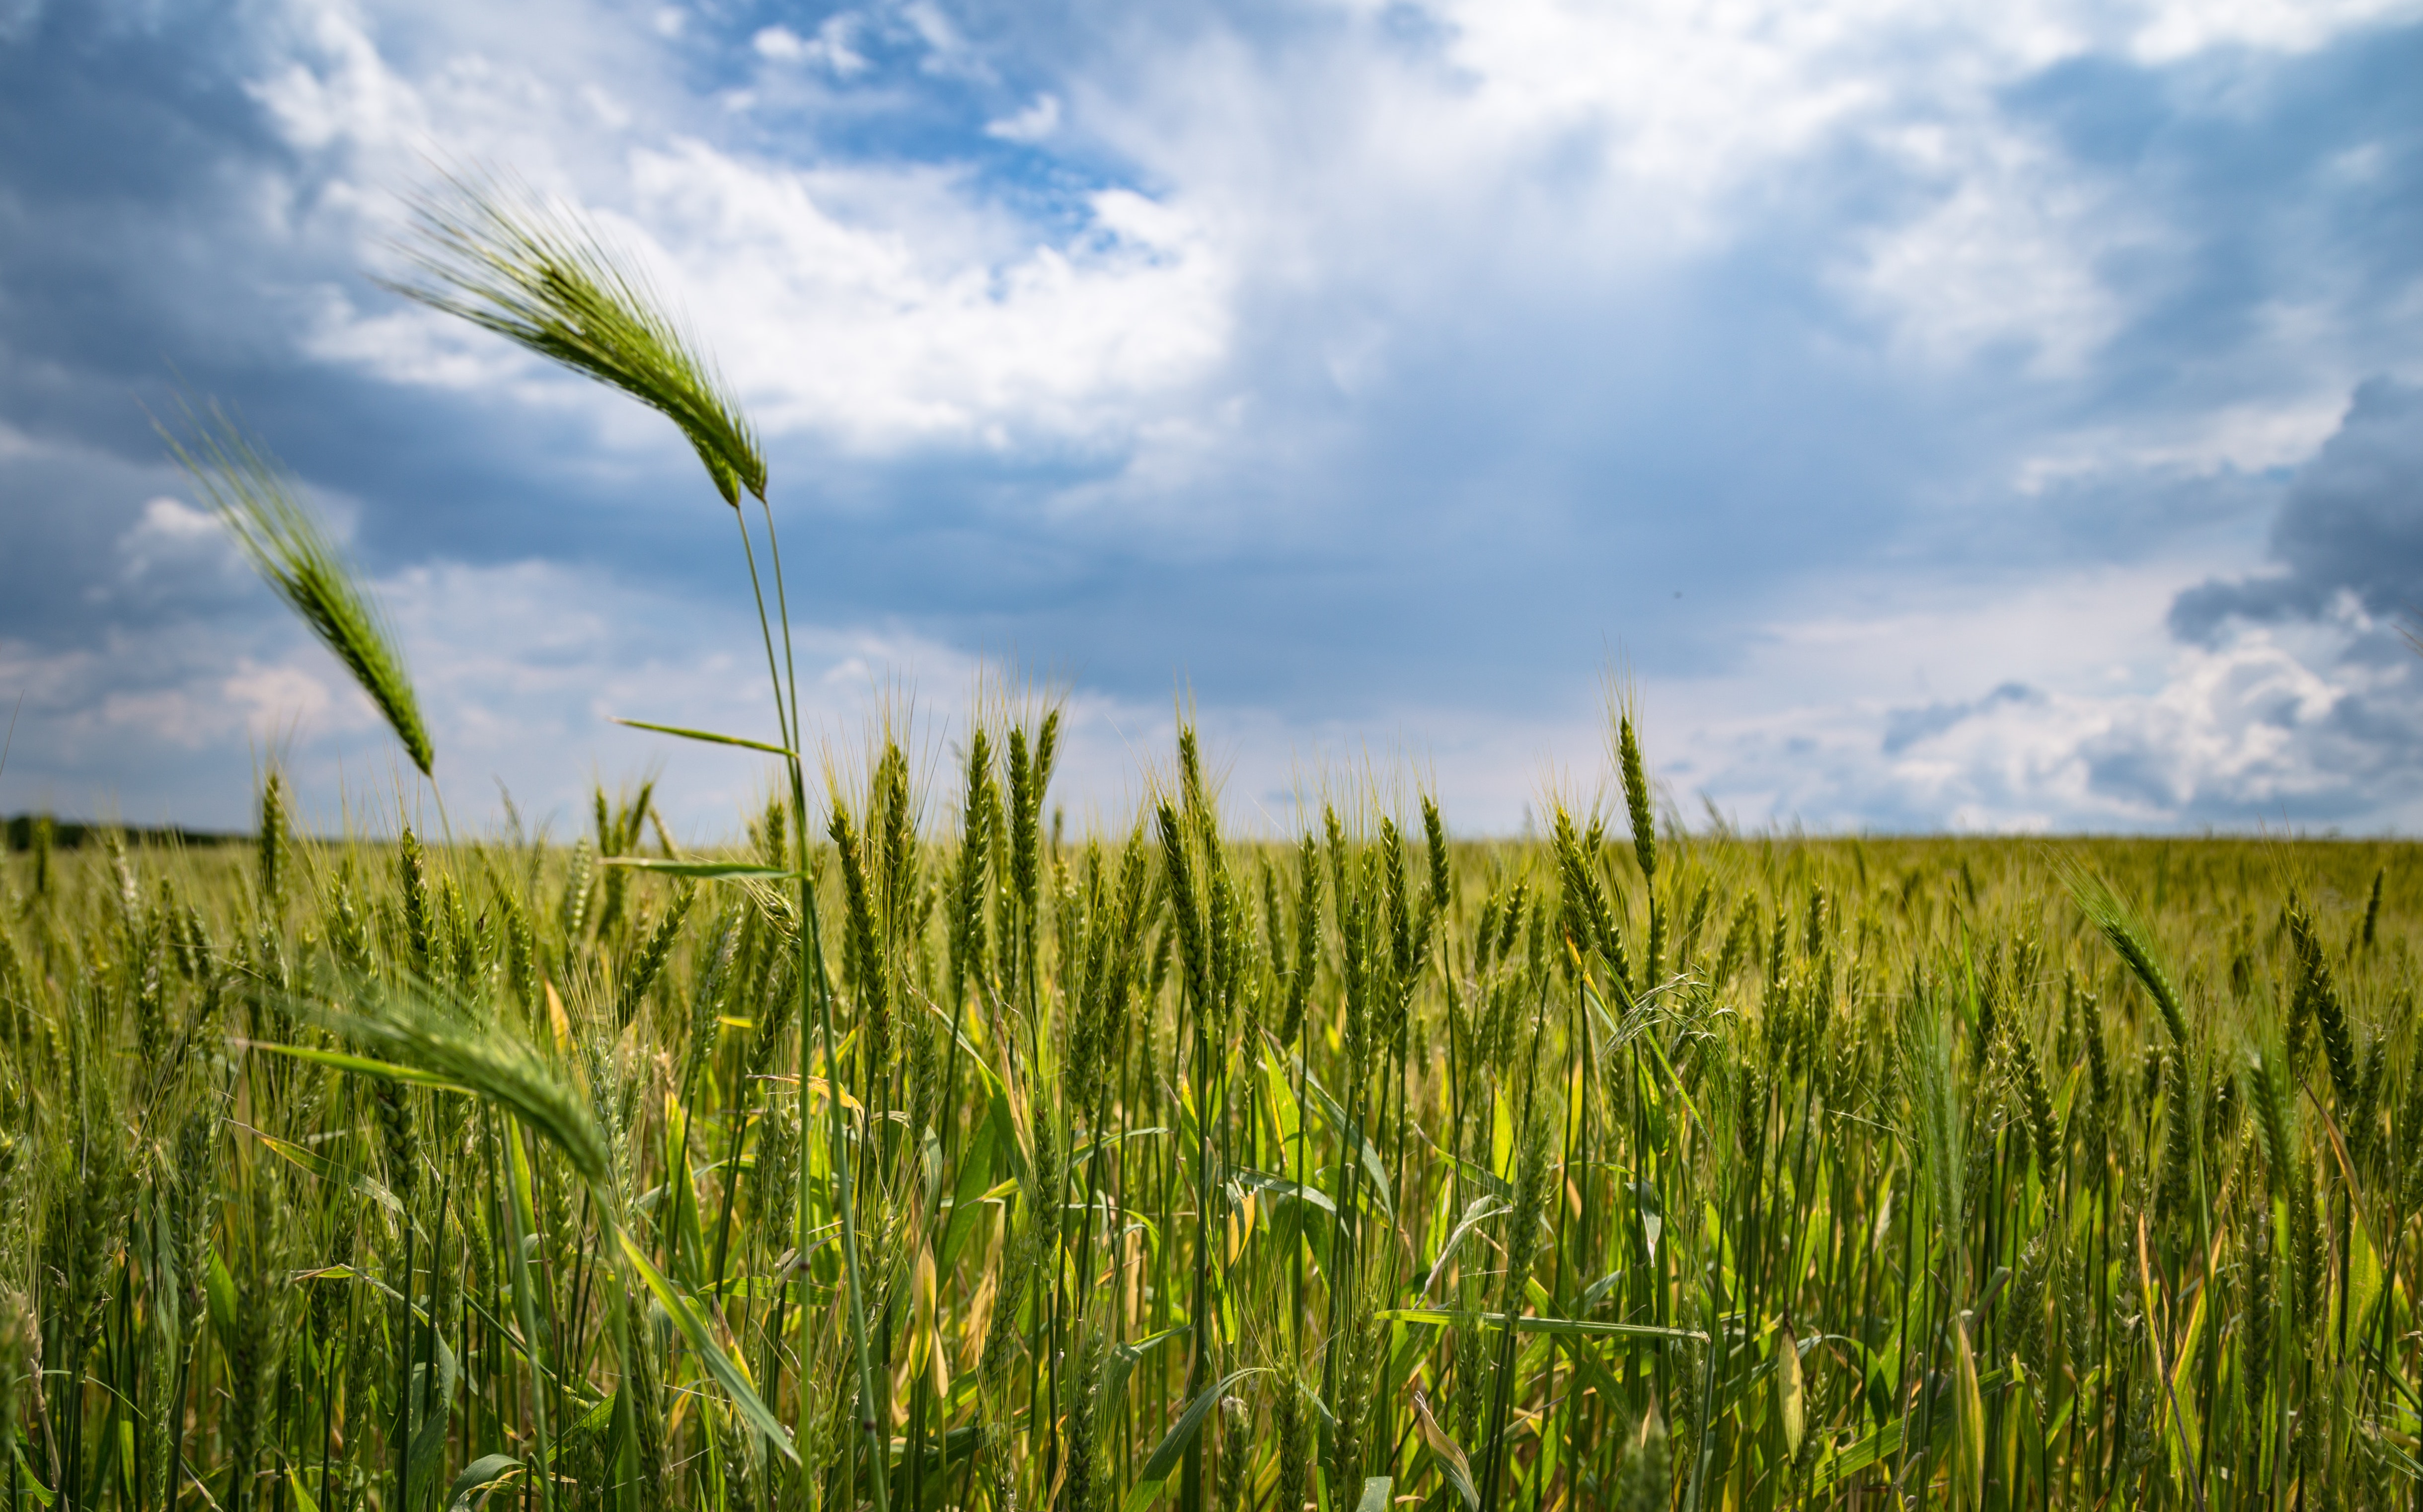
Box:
xmin=1 ymin=766 xmax=2419 ymax=1512
xmin=3 ymin=174 xmax=2417 ymax=1512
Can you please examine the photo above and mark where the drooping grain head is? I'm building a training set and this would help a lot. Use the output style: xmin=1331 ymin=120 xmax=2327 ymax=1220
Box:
xmin=167 ymin=408 xmax=434 ymax=776
xmin=390 ymin=175 xmax=765 ymax=508
xmin=2067 ymin=866 xmax=2189 ymax=1051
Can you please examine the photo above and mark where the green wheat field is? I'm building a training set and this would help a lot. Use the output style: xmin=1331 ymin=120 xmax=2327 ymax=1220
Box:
xmin=3 ymin=180 xmax=2420 ymax=1512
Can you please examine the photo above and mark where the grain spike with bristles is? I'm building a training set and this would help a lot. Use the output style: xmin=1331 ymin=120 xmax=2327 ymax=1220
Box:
xmin=1282 ymin=833 xmax=1322 ymax=1047
xmin=615 ymin=881 xmax=696 ymax=1027
xmin=166 ymin=406 xmax=434 ymax=775
xmin=255 ymin=769 xmax=288 ymax=913
xmin=2287 ymin=897 xmax=2359 ymax=1108
xmin=1618 ymin=712 xmax=1657 ymax=883
xmin=2065 ymin=865 xmax=2190 ymax=1049
xmin=388 ymin=174 xmax=765 ymax=507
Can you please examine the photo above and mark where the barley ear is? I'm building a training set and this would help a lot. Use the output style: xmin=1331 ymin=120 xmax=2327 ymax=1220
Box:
xmin=166 ymin=406 xmax=435 ymax=775
xmin=387 ymin=174 xmax=766 ymax=507
xmin=314 ymin=979 xmax=614 ymax=1197
xmin=2062 ymin=864 xmax=2189 ymax=1049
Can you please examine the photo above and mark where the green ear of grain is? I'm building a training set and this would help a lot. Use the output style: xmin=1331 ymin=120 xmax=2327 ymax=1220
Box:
xmin=1618 ymin=712 xmax=1657 ymax=881
xmin=166 ymin=407 xmax=435 ymax=776
xmin=388 ymin=176 xmax=765 ymax=507
xmin=306 ymin=983 xmax=611 ymax=1192
xmin=2063 ymin=863 xmax=2190 ymax=1047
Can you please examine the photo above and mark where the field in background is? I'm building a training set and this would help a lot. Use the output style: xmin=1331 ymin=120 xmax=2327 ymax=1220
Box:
xmin=1 ymin=721 xmax=2418 ymax=1512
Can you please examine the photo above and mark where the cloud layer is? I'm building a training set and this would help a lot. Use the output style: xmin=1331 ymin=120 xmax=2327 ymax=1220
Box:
xmin=2 ymin=0 xmax=2420 ymax=833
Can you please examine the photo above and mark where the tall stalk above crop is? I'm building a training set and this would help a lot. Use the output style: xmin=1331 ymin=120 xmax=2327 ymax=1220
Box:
xmin=388 ymin=174 xmax=889 ymax=1511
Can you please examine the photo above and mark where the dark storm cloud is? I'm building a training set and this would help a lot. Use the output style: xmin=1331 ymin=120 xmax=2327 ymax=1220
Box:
xmin=2170 ymin=378 xmax=2423 ymax=640
xmin=0 ymin=4 xmax=312 ymax=448
xmin=2012 ymin=28 xmax=2423 ymax=393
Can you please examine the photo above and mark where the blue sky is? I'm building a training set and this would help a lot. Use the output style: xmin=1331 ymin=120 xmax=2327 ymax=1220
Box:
xmin=1 ymin=0 xmax=2419 ymax=836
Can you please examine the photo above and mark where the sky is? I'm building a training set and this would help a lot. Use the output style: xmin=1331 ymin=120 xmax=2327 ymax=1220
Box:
xmin=0 ymin=0 xmax=2420 ymax=839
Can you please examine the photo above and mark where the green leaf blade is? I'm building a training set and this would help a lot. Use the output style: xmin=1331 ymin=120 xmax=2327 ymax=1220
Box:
xmin=614 ymin=1229 xmax=798 ymax=1462
xmin=612 ymin=718 xmax=794 ymax=757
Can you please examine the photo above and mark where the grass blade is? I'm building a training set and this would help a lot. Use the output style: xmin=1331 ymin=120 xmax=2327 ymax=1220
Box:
xmin=612 ymin=1229 xmax=798 ymax=1461
xmin=1379 ymin=1309 xmax=1707 ymax=1343
xmin=443 ymin=1454 xmax=523 ymax=1512
xmin=1123 ymin=1366 xmax=1261 ymax=1510
xmin=597 ymin=858 xmax=798 ymax=880
xmin=612 ymin=718 xmax=794 ymax=757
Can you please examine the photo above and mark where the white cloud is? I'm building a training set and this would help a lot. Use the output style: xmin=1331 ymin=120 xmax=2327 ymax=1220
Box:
xmin=310 ymin=140 xmax=1235 ymax=458
xmin=1872 ymin=634 xmax=2342 ymax=828
xmin=1353 ymin=0 xmax=1899 ymax=203
xmin=1640 ymin=558 xmax=2423 ymax=831
xmin=623 ymin=145 xmax=1233 ymax=451
xmin=2128 ymin=0 xmax=2423 ymax=63
xmin=299 ymin=289 xmax=537 ymax=391
xmin=752 ymin=25 xmax=806 ymax=61
xmin=246 ymin=0 xmax=431 ymax=153
xmin=367 ymin=558 xmax=1572 ymax=837
xmin=2014 ymin=396 xmax=2353 ymax=492
xmin=985 ymin=93 xmax=1060 ymax=143
xmin=10 ymin=509 xmax=2418 ymax=835
xmin=239 ymin=0 xmax=1231 ymax=461
xmin=0 ymin=526 xmax=1600 ymax=835
xmin=0 ymin=634 xmax=371 ymax=767
xmin=226 ymin=659 xmax=350 ymax=733
xmin=1848 ymin=119 xmax=2145 ymax=377
xmin=754 ymin=16 xmax=867 ymax=76
xmin=246 ymin=0 xmax=2418 ymax=492
xmin=114 ymin=498 xmax=238 ymax=581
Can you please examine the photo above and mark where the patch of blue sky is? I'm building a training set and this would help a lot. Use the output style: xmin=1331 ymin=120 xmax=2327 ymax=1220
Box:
xmin=668 ymin=1 xmax=1135 ymax=236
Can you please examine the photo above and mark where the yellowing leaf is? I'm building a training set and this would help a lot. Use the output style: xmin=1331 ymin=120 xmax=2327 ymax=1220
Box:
xmin=914 ymin=1243 xmax=947 ymax=1398
xmin=1411 ymin=1389 xmax=1479 ymax=1512
xmin=1776 ymin=1318 xmax=1805 ymax=1460
xmin=544 ymin=979 xmax=572 ymax=1052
